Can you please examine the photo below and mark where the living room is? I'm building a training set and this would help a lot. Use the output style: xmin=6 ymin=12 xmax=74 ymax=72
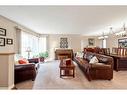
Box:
xmin=1 ymin=4 xmax=127 ymax=93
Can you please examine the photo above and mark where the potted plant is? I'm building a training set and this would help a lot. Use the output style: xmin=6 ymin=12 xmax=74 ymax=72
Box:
xmin=39 ymin=51 xmax=48 ymax=62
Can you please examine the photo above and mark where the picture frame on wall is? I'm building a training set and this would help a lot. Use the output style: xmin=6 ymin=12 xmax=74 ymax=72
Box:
xmin=0 ymin=28 xmax=6 ymax=36
xmin=118 ymin=38 xmax=127 ymax=48
xmin=60 ymin=37 xmax=68 ymax=48
xmin=88 ymin=38 xmax=95 ymax=46
xmin=0 ymin=37 xmax=5 ymax=46
xmin=6 ymin=38 xmax=13 ymax=45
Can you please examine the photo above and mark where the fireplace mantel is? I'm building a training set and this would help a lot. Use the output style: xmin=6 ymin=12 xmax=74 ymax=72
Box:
xmin=55 ymin=49 xmax=73 ymax=60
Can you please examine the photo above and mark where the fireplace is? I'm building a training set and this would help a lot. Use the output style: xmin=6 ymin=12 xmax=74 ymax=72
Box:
xmin=55 ymin=49 xmax=73 ymax=60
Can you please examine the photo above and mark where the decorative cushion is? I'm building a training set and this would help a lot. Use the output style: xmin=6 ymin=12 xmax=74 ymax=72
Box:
xmin=18 ymin=59 xmax=28 ymax=64
xmin=15 ymin=61 xmax=19 ymax=65
xmin=86 ymin=52 xmax=95 ymax=61
xmin=76 ymin=51 xmax=84 ymax=58
xmin=89 ymin=56 xmax=99 ymax=64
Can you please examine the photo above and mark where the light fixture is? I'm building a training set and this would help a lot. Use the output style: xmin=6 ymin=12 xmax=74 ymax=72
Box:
xmin=98 ymin=32 xmax=108 ymax=40
xmin=26 ymin=47 xmax=32 ymax=59
xmin=109 ymin=27 xmax=114 ymax=34
xmin=115 ymin=23 xmax=127 ymax=37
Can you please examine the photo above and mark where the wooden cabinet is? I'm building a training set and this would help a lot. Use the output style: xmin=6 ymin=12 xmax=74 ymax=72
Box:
xmin=110 ymin=54 xmax=127 ymax=71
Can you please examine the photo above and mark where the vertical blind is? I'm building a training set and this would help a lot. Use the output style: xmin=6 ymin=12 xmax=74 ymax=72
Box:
xmin=21 ymin=31 xmax=47 ymax=58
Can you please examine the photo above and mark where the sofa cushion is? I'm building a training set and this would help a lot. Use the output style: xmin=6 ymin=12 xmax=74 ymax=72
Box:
xmin=96 ymin=54 xmax=109 ymax=64
xmin=89 ymin=56 xmax=99 ymax=64
xmin=76 ymin=51 xmax=84 ymax=58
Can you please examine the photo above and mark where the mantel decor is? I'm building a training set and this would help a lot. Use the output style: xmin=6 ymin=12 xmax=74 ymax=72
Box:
xmin=0 ymin=37 xmax=5 ymax=46
xmin=0 ymin=28 xmax=6 ymax=36
xmin=88 ymin=38 xmax=95 ymax=46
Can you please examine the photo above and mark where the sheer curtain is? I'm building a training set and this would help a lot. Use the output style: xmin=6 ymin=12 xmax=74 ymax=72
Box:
xmin=21 ymin=31 xmax=47 ymax=58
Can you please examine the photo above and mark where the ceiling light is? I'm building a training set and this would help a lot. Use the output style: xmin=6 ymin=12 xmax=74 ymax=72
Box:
xmin=98 ymin=32 xmax=108 ymax=40
xmin=115 ymin=23 xmax=127 ymax=37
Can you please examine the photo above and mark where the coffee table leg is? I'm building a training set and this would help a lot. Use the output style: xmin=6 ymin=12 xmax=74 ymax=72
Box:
xmin=60 ymin=69 xmax=62 ymax=78
xmin=73 ymin=68 xmax=75 ymax=78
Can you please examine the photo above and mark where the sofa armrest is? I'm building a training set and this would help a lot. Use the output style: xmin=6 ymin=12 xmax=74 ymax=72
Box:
xmin=106 ymin=57 xmax=114 ymax=69
xmin=96 ymin=54 xmax=114 ymax=69
xmin=28 ymin=58 xmax=39 ymax=63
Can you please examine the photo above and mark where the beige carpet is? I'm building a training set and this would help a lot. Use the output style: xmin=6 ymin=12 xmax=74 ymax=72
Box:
xmin=15 ymin=60 xmax=127 ymax=89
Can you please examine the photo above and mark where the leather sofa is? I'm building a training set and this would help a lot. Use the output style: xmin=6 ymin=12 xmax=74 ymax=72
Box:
xmin=74 ymin=52 xmax=114 ymax=81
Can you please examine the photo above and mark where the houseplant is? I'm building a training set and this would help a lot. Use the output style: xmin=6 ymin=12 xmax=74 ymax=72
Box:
xmin=39 ymin=51 xmax=48 ymax=62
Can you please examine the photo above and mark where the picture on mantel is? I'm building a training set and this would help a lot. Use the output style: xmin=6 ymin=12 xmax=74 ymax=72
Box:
xmin=60 ymin=38 xmax=68 ymax=48
xmin=88 ymin=38 xmax=95 ymax=46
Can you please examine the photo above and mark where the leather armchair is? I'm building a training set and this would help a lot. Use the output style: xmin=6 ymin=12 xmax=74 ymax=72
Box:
xmin=14 ymin=63 xmax=36 ymax=84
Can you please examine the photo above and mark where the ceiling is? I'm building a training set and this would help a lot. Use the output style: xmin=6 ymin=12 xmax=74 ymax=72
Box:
xmin=0 ymin=6 xmax=127 ymax=36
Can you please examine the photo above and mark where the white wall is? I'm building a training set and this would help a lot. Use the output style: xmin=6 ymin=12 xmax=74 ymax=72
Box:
xmin=48 ymin=34 xmax=101 ymax=59
xmin=0 ymin=16 xmax=16 ymax=53
xmin=0 ymin=16 xmax=16 ymax=89
xmin=81 ymin=36 xmax=101 ymax=48
xmin=48 ymin=34 xmax=82 ymax=59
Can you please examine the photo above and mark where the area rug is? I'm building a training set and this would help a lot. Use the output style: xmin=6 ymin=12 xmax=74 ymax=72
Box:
xmin=31 ymin=60 xmax=127 ymax=89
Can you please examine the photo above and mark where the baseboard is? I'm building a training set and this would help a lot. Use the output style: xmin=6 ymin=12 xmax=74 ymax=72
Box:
xmin=0 ymin=84 xmax=15 ymax=90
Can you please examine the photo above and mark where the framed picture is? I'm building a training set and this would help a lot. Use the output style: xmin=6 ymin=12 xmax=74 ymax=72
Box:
xmin=118 ymin=38 xmax=127 ymax=48
xmin=6 ymin=38 xmax=13 ymax=45
xmin=0 ymin=28 xmax=6 ymax=36
xmin=0 ymin=37 xmax=5 ymax=46
xmin=60 ymin=38 xmax=68 ymax=48
xmin=88 ymin=38 xmax=95 ymax=46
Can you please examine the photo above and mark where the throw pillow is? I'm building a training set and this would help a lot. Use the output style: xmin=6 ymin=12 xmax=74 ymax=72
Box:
xmin=15 ymin=61 xmax=19 ymax=65
xmin=18 ymin=58 xmax=28 ymax=64
xmin=76 ymin=51 xmax=84 ymax=58
xmin=89 ymin=56 xmax=99 ymax=64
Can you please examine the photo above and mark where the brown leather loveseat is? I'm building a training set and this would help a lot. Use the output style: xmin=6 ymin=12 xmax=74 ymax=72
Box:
xmin=74 ymin=52 xmax=114 ymax=81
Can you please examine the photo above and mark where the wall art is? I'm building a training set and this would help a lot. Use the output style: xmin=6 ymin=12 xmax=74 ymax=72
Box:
xmin=60 ymin=38 xmax=68 ymax=48
xmin=6 ymin=38 xmax=13 ymax=45
xmin=0 ymin=37 xmax=5 ymax=46
xmin=0 ymin=28 xmax=6 ymax=36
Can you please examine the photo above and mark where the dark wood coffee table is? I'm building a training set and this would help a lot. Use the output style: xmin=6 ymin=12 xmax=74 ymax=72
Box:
xmin=59 ymin=60 xmax=75 ymax=78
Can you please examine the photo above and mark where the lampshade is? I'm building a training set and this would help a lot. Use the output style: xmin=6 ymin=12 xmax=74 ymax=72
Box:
xmin=26 ymin=47 xmax=31 ymax=52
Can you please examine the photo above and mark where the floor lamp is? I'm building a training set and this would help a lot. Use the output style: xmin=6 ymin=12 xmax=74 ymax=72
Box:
xmin=26 ymin=47 xmax=31 ymax=59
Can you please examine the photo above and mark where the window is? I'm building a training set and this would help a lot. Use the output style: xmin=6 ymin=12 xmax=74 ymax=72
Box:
xmin=21 ymin=31 xmax=47 ymax=58
xmin=102 ymin=39 xmax=106 ymax=48
xmin=39 ymin=36 xmax=47 ymax=52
